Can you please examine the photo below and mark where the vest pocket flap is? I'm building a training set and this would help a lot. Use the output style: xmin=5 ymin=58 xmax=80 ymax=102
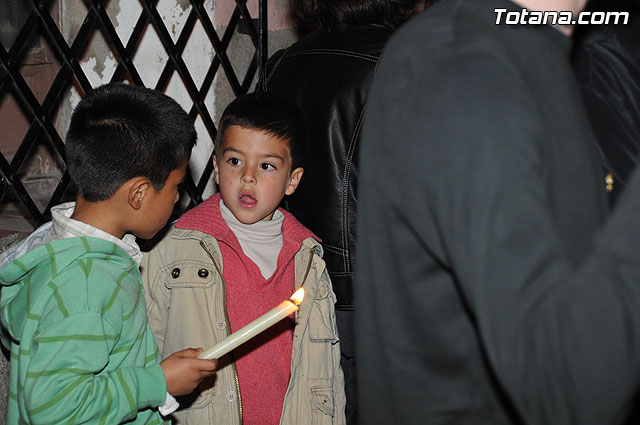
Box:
xmin=311 ymin=383 xmax=335 ymax=416
xmin=163 ymin=261 xmax=216 ymax=289
xmin=313 ymin=280 xmax=330 ymax=300
xmin=308 ymin=299 xmax=336 ymax=341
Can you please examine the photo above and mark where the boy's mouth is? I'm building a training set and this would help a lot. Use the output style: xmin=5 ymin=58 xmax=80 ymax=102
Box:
xmin=239 ymin=191 xmax=257 ymax=208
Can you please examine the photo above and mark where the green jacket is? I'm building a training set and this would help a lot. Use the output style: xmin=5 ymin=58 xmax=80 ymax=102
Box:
xmin=0 ymin=236 xmax=167 ymax=424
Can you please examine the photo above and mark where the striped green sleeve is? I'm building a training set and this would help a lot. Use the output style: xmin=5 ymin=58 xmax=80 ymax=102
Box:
xmin=22 ymin=311 xmax=166 ymax=425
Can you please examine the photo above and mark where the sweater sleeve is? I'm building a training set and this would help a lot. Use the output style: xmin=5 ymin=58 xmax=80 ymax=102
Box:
xmin=417 ymin=60 xmax=640 ymax=423
xmin=22 ymin=311 xmax=166 ymax=424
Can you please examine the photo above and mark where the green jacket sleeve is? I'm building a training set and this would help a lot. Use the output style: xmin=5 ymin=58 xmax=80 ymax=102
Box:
xmin=23 ymin=311 xmax=166 ymax=424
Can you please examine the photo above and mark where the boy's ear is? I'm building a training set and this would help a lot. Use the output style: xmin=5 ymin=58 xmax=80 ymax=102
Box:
xmin=285 ymin=167 xmax=304 ymax=195
xmin=128 ymin=177 xmax=152 ymax=210
xmin=212 ymin=155 xmax=220 ymax=186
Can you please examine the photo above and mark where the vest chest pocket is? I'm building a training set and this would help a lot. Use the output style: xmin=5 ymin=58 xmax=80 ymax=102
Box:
xmin=163 ymin=261 xmax=216 ymax=289
xmin=162 ymin=260 xmax=217 ymax=412
xmin=308 ymin=280 xmax=337 ymax=342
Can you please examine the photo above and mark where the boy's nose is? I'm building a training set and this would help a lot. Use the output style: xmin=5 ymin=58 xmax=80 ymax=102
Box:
xmin=241 ymin=174 xmax=256 ymax=184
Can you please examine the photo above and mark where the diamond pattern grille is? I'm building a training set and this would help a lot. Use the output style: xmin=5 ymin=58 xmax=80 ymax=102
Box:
xmin=0 ymin=0 xmax=268 ymax=228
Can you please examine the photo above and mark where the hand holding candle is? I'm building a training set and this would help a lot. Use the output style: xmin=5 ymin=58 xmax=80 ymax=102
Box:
xmin=197 ymin=288 xmax=305 ymax=360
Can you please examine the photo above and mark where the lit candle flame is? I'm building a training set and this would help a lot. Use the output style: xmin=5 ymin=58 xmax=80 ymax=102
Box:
xmin=290 ymin=288 xmax=305 ymax=305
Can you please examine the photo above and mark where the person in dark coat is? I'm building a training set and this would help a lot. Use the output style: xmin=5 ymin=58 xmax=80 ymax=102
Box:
xmin=260 ymin=1 xmax=434 ymax=423
xmin=356 ymin=0 xmax=640 ymax=424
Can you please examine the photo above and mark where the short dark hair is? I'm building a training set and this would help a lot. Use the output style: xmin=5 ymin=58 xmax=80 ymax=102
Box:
xmin=214 ymin=92 xmax=305 ymax=170
xmin=66 ymin=83 xmax=196 ymax=202
xmin=294 ymin=0 xmax=432 ymax=32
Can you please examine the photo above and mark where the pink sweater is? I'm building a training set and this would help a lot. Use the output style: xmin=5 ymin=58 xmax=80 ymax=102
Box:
xmin=176 ymin=194 xmax=316 ymax=425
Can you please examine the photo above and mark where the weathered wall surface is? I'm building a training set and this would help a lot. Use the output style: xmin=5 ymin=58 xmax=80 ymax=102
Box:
xmin=0 ymin=0 xmax=299 ymax=235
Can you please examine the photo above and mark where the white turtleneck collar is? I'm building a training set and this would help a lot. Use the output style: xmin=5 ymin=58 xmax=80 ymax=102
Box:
xmin=220 ymin=198 xmax=284 ymax=279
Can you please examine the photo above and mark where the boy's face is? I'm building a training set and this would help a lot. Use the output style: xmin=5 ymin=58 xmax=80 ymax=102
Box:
xmin=136 ymin=159 xmax=187 ymax=239
xmin=213 ymin=125 xmax=303 ymax=225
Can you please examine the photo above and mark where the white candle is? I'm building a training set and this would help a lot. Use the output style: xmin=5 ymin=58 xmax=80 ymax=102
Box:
xmin=197 ymin=288 xmax=305 ymax=360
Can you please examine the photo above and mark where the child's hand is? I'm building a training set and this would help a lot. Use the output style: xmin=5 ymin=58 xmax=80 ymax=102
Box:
xmin=160 ymin=348 xmax=217 ymax=396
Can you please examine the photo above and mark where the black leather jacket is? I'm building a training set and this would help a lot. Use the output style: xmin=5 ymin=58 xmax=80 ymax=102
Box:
xmin=261 ymin=24 xmax=394 ymax=310
xmin=573 ymin=15 xmax=640 ymax=204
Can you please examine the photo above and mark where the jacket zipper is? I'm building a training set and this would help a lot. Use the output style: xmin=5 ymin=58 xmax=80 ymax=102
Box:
xmin=200 ymin=240 xmax=243 ymax=424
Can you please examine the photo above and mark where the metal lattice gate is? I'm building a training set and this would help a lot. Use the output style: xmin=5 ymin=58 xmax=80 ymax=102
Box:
xmin=0 ymin=0 xmax=270 ymax=235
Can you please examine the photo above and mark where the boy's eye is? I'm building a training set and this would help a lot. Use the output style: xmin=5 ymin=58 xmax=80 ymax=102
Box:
xmin=261 ymin=163 xmax=275 ymax=170
xmin=228 ymin=158 xmax=240 ymax=166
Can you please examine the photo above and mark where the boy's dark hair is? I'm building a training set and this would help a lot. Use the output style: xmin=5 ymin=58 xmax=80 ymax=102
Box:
xmin=65 ymin=83 xmax=196 ymax=202
xmin=294 ymin=0 xmax=435 ymax=32
xmin=214 ymin=92 xmax=305 ymax=170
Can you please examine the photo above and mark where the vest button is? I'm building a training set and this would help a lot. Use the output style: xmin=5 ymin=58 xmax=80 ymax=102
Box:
xmin=226 ymin=391 xmax=237 ymax=402
xmin=198 ymin=268 xmax=209 ymax=278
xmin=216 ymin=321 xmax=226 ymax=330
xmin=171 ymin=268 xmax=180 ymax=278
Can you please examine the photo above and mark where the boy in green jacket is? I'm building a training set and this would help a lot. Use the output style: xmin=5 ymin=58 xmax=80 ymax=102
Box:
xmin=0 ymin=83 xmax=217 ymax=424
